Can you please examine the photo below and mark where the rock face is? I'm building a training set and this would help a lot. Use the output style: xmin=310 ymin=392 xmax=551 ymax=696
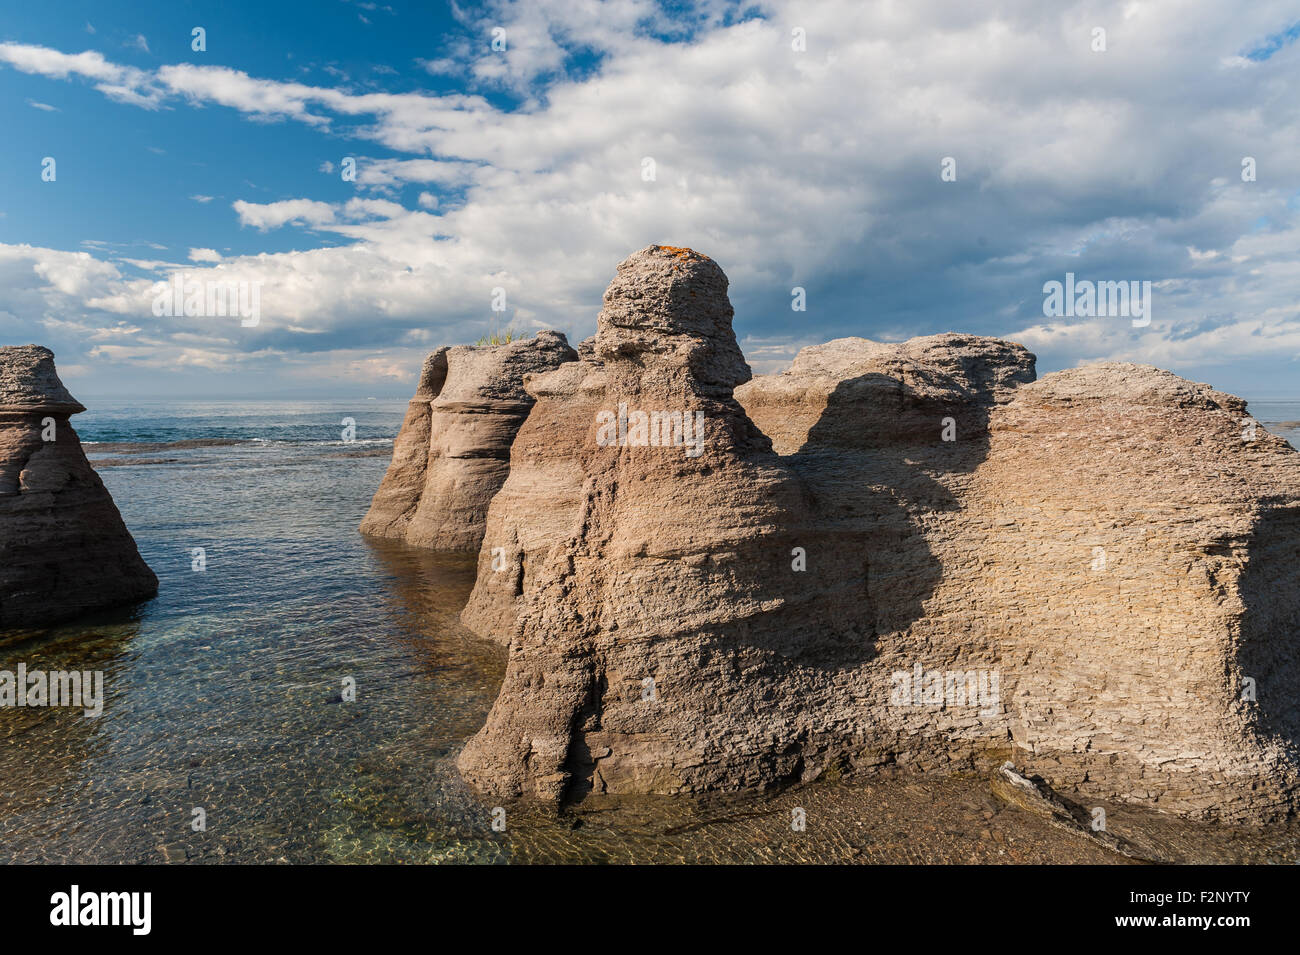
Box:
xmin=458 ymin=246 xmax=863 ymax=801
xmin=360 ymin=331 xmax=577 ymax=551
xmin=0 ymin=345 xmax=158 ymax=630
xmin=740 ymin=346 xmax=1300 ymax=821
xmin=454 ymin=248 xmax=1300 ymax=824
xmin=973 ymin=364 xmax=1300 ymax=821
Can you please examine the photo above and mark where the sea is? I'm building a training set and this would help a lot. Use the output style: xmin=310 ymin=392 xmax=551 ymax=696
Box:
xmin=1 ymin=398 xmax=1298 ymax=864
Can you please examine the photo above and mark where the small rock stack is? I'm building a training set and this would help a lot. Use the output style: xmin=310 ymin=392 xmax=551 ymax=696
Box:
xmin=360 ymin=331 xmax=577 ymax=551
xmin=0 ymin=345 xmax=158 ymax=630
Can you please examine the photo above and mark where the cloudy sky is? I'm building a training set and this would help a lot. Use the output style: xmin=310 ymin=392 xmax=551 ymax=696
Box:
xmin=2 ymin=0 xmax=1299 ymax=399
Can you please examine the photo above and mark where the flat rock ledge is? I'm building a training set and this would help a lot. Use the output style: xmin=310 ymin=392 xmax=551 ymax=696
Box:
xmin=360 ymin=331 xmax=578 ymax=551
xmin=436 ymin=247 xmax=1298 ymax=825
xmin=0 ymin=345 xmax=158 ymax=631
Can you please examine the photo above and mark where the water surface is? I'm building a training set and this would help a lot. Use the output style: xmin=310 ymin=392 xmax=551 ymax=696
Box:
xmin=1 ymin=399 xmax=1297 ymax=863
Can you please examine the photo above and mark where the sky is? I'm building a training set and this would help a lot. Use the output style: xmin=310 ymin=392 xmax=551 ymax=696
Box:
xmin=1 ymin=0 xmax=1299 ymax=400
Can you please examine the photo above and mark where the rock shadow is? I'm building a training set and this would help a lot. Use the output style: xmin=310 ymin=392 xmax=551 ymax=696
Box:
xmin=1235 ymin=503 xmax=1300 ymax=761
xmin=783 ymin=371 xmax=997 ymax=655
xmin=361 ymin=535 xmax=480 ymax=625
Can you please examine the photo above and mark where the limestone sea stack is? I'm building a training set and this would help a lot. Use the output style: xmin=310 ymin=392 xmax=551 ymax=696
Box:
xmin=458 ymin=246 xmax=872 ymax=799
xmin=0 ymin=345 xmax=158 ymax=630
xmin=455 ymin=247 xmax=1300 ymax=824
xmin=360 ymin=331 xmax=577 ymax=551
xmin=974 ymin=365 xmax=1300 ymax=821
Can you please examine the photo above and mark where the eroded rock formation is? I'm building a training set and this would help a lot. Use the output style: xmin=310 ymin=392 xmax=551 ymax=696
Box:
xmin=451 ymin=247 xmax=1300 ymax=824
xmin=361 ymin=331 xmax=577 ymax=551
xmin=975 ymin=364 xmax=1300 ymax=821
xmin=458 ymin=246 xmax=865 ymax=800
xmin=0 ymin=345 xmax=158 ymax=630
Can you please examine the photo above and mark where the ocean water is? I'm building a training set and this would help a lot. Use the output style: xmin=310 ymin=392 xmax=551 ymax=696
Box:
xmin=1 ymin=399 xmax=1298 ymax=864
xmin=1247 ymin=401 xmax=1300 ymax=449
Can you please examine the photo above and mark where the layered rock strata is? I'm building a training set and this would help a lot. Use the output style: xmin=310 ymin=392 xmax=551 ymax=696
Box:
xmin=0 ymin=345 xmax=158 ymax=630
xmin=740 ymin=342 xmax=1300 ymax=820
xmin=361 ymin=331 xmax=577 ymax=551
xmin=452 ymin=249 xmax=1300 ymax=823
xmin=458 ymin=246 xmax=868 ymax=800
xmin=973 ymin=365 xmax=1300 ymax=821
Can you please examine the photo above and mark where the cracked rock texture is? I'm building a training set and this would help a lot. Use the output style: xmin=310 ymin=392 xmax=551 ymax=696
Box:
xmin=0 ymin=345 xmax=158 ymax=631
xmin=360 ymin=331 xmax=577 ymax=551
xmin=452 ymin=249 xmax=1299 ymax=823
xmin=971 ymin=364 xmax=1300 ymax=821
xmin=457 ymin=246 xmax=865 ymax=801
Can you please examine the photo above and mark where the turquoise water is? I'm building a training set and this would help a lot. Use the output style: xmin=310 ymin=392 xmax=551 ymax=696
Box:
xmin=1 ymin=398 xmax=1298 ymax=864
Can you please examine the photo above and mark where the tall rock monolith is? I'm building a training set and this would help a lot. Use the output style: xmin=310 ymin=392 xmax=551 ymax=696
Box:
xmin=0 ymin=345 xmax=158 ymax=630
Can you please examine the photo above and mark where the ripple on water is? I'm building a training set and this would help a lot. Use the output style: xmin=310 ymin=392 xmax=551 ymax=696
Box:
xmin=2 ymin=427 xmax=1298 ymax=863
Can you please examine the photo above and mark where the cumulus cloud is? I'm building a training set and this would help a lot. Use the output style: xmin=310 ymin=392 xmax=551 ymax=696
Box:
xmin=2 ymin=0 xmax=1300 ymax=396
xmin=351 ymin=158 xmax=478 ymax=190
xmin=232 ymin=199 xmax=338 ymax=230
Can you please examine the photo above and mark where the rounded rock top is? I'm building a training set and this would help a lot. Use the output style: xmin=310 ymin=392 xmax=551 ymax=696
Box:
xmin=596 ymin=245 xmax=750 ymax=392
xmin=0 ymin=344 xmax=86 ymax=414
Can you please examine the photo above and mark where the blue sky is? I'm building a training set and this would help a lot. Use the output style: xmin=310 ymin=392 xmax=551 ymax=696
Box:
xmin=2 ymin=0 xmax=1300 ymax=399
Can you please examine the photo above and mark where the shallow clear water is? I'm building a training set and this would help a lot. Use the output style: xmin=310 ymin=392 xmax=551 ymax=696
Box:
xmin=1 ymin=399 xmax=1298 ymax=864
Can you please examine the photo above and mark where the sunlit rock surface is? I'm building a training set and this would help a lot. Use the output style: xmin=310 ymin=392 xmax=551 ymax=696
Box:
xmin=0 ymin=345 xmax=158 ymax=630
xmin=451 ymin=250 xmax=1300 ymax=824
xmin=361 ymin=332 xmax=577 ymax=551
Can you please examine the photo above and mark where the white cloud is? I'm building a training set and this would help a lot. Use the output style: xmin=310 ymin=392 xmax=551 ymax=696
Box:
xmin=2 ymin=1 xmax=1300 ymax=394
xmin=0 ymin=41 xmax=164 ymax=106
xmin=352 ymin=158 xmax=477 ymax=189
xmin=233 ymin=198 xmax=338 ymax=230
xmin=0 ymin=43 xmax=131 ymax=82
xmin=188 ymin=248 xmax=223 ymax=263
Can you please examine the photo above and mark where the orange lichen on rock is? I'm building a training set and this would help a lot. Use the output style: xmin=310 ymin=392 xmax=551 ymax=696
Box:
xmin=650 ymin=244 xmax=711 ymax=263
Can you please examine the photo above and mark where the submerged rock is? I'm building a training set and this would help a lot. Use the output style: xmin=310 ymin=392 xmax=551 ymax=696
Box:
xmin=360 ymin=331 xmax=577 ymax=551
xmin=453 ymin=249 xmax=1300 ymax=824
xmin=0 ymin=345 xmax=158 ymax=631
